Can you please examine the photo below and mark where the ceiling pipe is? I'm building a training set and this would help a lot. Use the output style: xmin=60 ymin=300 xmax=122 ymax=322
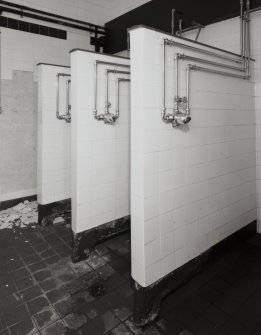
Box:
xmin=171 ymin=9 xmax=176 ymax=35
xmin=0 ymin=0 xmax=106 ymax=35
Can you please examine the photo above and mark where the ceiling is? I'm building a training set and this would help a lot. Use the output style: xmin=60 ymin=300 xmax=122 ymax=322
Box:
xmin=104 ymin=0 xmax=261 ymax=53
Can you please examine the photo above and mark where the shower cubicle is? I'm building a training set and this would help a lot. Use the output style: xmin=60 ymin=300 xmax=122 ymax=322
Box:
xmin=36 ymin=0 xmax=257 ymax=325
xmin=37 ymin=63 xmax=71 ymax=225
xmin=70 ymin=51 xmax=131 ymax=262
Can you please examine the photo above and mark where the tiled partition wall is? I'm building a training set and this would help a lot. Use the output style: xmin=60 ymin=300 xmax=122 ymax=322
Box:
xmin=37 ymin=64 xmax=71 ymax=205
xmin=130 ymin=26 xmax=256 ymax=287
xmin=70 ymin=51 xmax=130 ymax=235
xmin=182 ymin=11 xmax=261 ymax=233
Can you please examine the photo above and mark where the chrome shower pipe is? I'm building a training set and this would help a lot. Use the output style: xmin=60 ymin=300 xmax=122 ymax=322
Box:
xmin=195 ymin=28 xmax=202 ymax=41
xmin=240 ymin=0 xmax=244 ymax=58
xmin=178 ymin=54 xmax=245 ymax=72
xmin=172 ymin=64 xmax=192 ymax=127
xmin=161 ymin=41 xmax=167 ymax=119
xmin=189 ymin=64 xmax=249 ymax=80
xmin=105 ymin=69 xmax=130 ymax=113
xmin=162 ymin=40 xmax=176 ymax=122
xmin=171 ymin=9 xmax=176 ymax=35
xmin=186 ymin=65 xmax=191 ymax=116
xmin=0 ymin=28 xmax=2 ymax=114
xmin=164 ymin=39 xmax=244 ymax=64
xmin=115 ymin=78 xmax=131 ymax=119
xmin=178 ymin=19 xmax=183 ymax=36
xmin=246 ymin=0 xmax=251 ymax=78
xmin=178 ymin=21 xmax=205 ymax=36
xmin=174 ymin=54 xmax=180 ymax=115
xmin=93 ymin=60 xmax=130 ymax=121
xmin=56 ymin=73 xmax=71 ymax=122
xmin=65 ymin=79 xmax=71 ymax=123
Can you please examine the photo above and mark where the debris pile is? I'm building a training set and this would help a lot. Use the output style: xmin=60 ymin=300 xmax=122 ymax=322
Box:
xmin=0 ymin=201 xmax=38 ymax=229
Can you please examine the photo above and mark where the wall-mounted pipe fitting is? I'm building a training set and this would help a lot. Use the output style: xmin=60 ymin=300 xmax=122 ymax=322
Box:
xmin=56 ymin=72 xmax=71 ymax=123
xmin=105 ymin=69 xmax=130 ymax=114
xmin=93 ymin=60 xmax=130 ymax=123
xmin=162 ymin=1 xmax=252 ymax=130
xmin=116 ymin=78 xmax=131 ymax=120
xmin=103 ymin=77 xmax=130 ymax=124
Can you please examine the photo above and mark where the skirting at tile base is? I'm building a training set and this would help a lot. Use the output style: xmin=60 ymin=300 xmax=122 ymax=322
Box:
xmin=72 ymin=216 xmax=130 ymax=263
xmin=133 ymin=220 xmax=257 ymax=327
xmin=38 ymin=199 xmax=71 ymax=226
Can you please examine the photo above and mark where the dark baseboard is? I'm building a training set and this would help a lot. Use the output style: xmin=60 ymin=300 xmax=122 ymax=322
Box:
xmin=72 ymin=215 xmax=130 ymax=263
xmin=38 ymin=199 xmax=71 ymax=226
xmin=0 ymin=194 xmax=37 ymax=211
xmin=133 ymin=220 xmax=257 ymax=327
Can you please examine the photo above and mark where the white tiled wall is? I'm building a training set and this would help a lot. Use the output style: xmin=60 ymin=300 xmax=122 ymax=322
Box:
xmin=130 ymin=27 xmax=256 ymax=287
xmin=0 ymin=0 xmax=150 ymax=203
xmin=0 ymin=2 xmax=95 ymax=202
xmin=183 ymin=12 xmax=261 ymax=233
xmin=71 ymin=51 xmax=130 ymax=234
xmin=37 ymin=64 xmax=71 ymax=205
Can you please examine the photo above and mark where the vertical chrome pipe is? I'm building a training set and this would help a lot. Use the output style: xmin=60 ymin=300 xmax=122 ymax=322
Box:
xmin=240 ymin=0 xmax=244 ymax=58
xmin=66 ymin=79 xmax=71 ymax=116
xmin=105 ymin=69 xmax=110 ymax=113
xmin=56 ymin=73 xmax=60 ymax=119
xmin=186 ymin=65 xmax=191 ymax=116
xmin=0 ymin=28 xmax=2 ymax=114
xmin=179 ymin=19 xmax=183 ymax=36
xmin=195 ymin=28 xmax=201 ymax=41
xmin=94 ymin=60 xmax=98 ymax=118
xmin=116 ymin=78 xmax=120 ymax=118
xmin=161 ymin=41 xmax=166 ymax=118
xmin=116 ymin=78 xmax=130 ymax=119
xmin=174 ymin=54 xmax=179 ymax=114
xmin=171 ymin=9 xmax=176 ymax=35
xmin=246 ymin=0 xmax=251 ymax=78
xmin=243 ymin=11 xmax=247 ymax=69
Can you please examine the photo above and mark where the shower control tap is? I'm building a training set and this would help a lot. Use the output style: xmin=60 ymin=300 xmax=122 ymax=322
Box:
xmin=172 ymin=113 xmax=191 ymax=127
xmin=103 ymin=112 xmax=117 ymax=124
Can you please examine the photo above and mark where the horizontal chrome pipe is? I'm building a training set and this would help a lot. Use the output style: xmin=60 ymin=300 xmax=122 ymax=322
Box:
xmin=56 ymin=73 xmax=71 ymax=122
xmin=178 ymin=21 xmax=205 ymax=35
xmin=189 ymin=64 xmax=248 ymax=79
xmin=178 ymin=53 xmax=245 ymax=72
xmin=94 ymin=60 xmax=130 ymax=121
xmin=164 ymin=39 xmax=244 ymax=64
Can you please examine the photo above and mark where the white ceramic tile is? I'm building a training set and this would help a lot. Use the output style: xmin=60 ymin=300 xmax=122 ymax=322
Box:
xmin=130 ymin=25 xmax=256 ymax=288
xmin=71 ymin=52 xmax=130 ymax=234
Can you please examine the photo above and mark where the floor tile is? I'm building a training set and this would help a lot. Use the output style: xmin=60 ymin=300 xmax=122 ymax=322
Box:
xmin=63 ymin=313 xmax=87 ymax=330
xmin=40 ymin=320 xmax=68 ymax=335
xmin=9 ymin=318 xmax=38 ymax=335
xmin=33 ymin=307 xmax=59 ymax=329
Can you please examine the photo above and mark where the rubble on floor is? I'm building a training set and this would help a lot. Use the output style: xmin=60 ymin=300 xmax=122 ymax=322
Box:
xmin=0 ymin=201 xmax=38 ymax=229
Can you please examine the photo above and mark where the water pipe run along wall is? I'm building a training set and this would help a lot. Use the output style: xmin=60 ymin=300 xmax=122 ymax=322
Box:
xmin=163 ymin=0 xmax=252 ymax=128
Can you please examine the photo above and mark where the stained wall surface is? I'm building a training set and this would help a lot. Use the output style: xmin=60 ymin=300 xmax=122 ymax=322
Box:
xmin=37 ymin=64 xmax=71 ymax=205
xmin=71 ymin=51 xmax=130 ymax=234
xmin=130 ymin=27 xmax=256 ymax=287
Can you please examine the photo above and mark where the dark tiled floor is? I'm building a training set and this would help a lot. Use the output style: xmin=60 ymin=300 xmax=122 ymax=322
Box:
xmin=1 ymin=222 xmax=261 ymax=335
